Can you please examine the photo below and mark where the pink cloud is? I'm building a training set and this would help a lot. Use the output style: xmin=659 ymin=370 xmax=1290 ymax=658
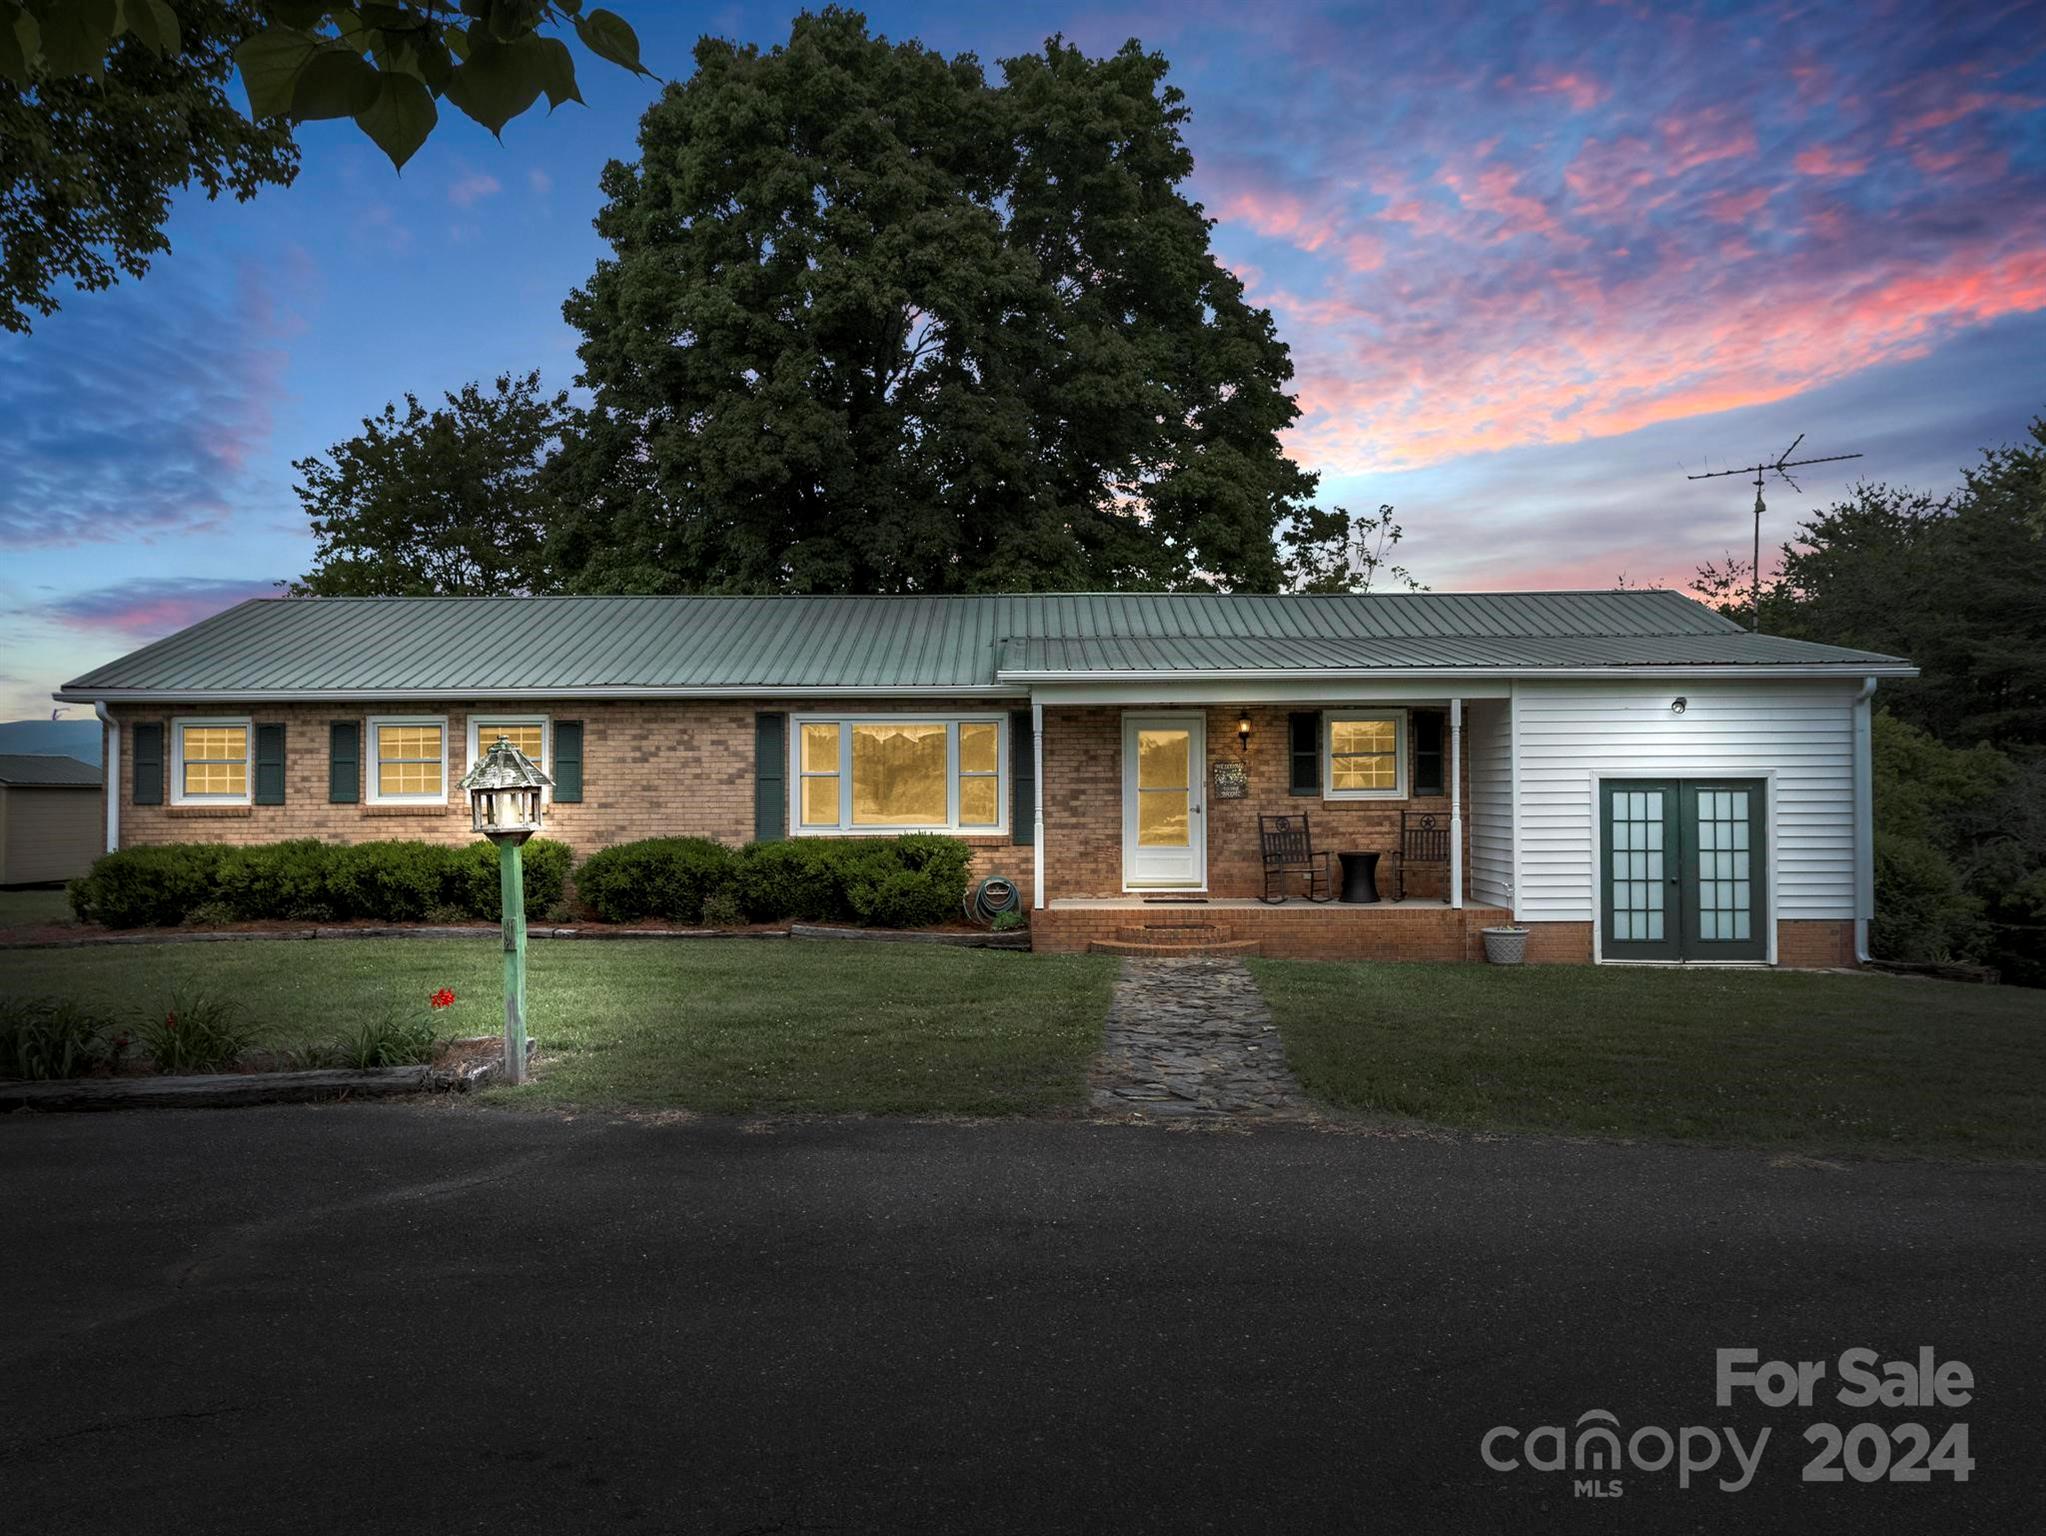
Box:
xmin=1704 ymin=187 xmax=1771 ymax=223
xmin=1793 ymin=145 xmax=1868 ymax=177
xmin=1526 ymin=69 xmax=1610 ymax=113
xmin=55 ymin=579 xmax=280 ymax=638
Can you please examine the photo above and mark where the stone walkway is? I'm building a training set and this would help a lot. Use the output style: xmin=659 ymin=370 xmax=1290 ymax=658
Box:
xmin=1090 ymin=956 xmax=1312 ymax=1120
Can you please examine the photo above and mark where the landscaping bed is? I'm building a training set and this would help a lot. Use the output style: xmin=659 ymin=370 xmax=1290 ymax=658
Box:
xmin=0 ymin=938 xmax=1115 ymax=1115
xmin=1250 ymin=959 xmax=2046 ymax=1159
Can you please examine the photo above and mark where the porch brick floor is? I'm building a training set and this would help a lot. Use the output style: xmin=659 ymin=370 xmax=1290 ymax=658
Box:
xmin=1091 ymin=957 xmax=1311 ymax=1121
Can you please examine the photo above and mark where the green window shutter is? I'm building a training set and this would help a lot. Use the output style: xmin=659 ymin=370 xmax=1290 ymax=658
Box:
xmin=254 ymin=724 xmax=287 ymax=805
xmin=1010 ymin=709 xmax=1035 ymax=845
xmin=754 ymin=712 xmax=786 ymax=842
xmin=1413 ymin=710 xmax=1446 ymax=797
xmin=1288 ymin=712 xmax=1320 ymax=796
xmin=132 ymin=722 xmax=164 ymax=805
xmin=328 ymin=721 xmax=360 ymax=803
xmin=552 ymin=720 xmax=584 ymax=803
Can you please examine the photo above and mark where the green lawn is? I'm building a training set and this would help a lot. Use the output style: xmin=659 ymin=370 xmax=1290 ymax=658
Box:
xmin=0 ymin=938 xmax=1116 ymax=1115
xmin=1251 ymin=960 xmax=2046 ymax=1158
xmin=0 ymin=888 xmax=73 ymax=928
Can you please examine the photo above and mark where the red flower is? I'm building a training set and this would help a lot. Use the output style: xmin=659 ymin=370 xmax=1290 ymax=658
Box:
xmin=430 ymin=988 xmax=456 ymax=1010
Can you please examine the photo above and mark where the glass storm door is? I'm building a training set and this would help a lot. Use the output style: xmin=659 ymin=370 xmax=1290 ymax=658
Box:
xmin=1602 ymin=779 xmax=1767 ymax=962
xmin=1123 ymin=715 xmax=1205 ymax=889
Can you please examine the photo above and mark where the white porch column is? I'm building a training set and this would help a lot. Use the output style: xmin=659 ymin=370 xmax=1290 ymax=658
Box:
xmin=1448 ymin=696 xmax=1463 ymax=909
xmin=1031 ymin=699 xmax=1046 ymax=909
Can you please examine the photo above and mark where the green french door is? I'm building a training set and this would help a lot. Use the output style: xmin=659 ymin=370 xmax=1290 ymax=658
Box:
xmin=1601 ymin=779 xmax=1768 ymax=962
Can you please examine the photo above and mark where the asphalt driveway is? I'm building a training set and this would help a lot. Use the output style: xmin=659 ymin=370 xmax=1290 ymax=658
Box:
xmin=2 ymin=1106 xmax=2039 ymax=1534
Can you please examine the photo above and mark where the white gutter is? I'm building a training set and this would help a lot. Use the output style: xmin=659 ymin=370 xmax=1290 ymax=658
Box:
xmin=1031 ymin=700 xmax=1045 ymax=910
xmin=93 ymin=699 xmax=118 ymax=853
xmin=998 ymin=663 xmax=1919 ymax=684
xmin=53 ymin=684 xmax=1025 ymax=705
xmin=1852 ymin=675 xmax=1878 ymax=963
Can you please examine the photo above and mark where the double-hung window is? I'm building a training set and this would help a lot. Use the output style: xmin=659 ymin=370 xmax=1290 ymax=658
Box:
xmin=367 ymin=716 xmax=448 ymax=804
xmin=466 ymin=716 xmax=550 ymax=794
xmin=793 ymin=715 xmax=1006 ymax=835
xmin=172 ymin=718 xmax=251 ymax=805
xmin=1323 ymin=710 xmax=1406 ymax=799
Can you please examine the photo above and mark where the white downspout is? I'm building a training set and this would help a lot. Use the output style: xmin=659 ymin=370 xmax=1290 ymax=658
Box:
xmin=1448 ymin=696 xmax=1464 ymax=910
xmin=1852 ymin=676 xmax=1877 ymax=963
xmin=93 ymin=699 xmax=119 ymax=853
xmin=1031 ymin=699 xmax=1045 ymax=910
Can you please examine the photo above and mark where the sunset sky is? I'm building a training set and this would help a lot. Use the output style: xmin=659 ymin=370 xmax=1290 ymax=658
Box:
xmin=4 ymin=0 xmax=2044 ymax=722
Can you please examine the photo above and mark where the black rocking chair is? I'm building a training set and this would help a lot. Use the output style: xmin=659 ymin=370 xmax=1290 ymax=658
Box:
xmin=1396 ymin=810 xmax=1451 ymax=902
xmin=1259 ymin=813 xmax=1334 ymax=904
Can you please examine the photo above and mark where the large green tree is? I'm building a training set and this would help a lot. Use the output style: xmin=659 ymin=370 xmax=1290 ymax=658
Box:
xmin=292 ymin=370 xmax=569 ymax=595
xmin=550 ymin=7 xmax=1355 ymax=594
xmin=1697 ymin=413 xmax=2046 ymax=748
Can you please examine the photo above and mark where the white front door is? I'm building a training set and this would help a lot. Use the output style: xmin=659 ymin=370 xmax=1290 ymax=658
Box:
xmin=1122 ymin=713 xmax=1205 ymax=890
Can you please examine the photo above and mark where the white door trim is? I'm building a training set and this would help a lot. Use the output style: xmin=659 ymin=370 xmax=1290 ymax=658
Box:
xmin=1586 ymin=767 xmax=1779 ymax=967
xmin=1121 ymin=711 xmax=1207 ymax=892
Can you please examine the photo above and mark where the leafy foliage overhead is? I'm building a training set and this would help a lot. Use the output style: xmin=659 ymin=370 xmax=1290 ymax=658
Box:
xmin=1 ymin=1 xmax=298 ymax=333
xmin=1 ymin=0 xmax=651 ymax=331
xmin=292 ymin=370 xmax=570 ymax=596
xmin=552 ymin=7 xmax=1372 ymax=595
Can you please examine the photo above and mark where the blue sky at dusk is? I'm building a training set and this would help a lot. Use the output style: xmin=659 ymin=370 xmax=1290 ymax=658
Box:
xmin=5 ymin=0 xmax=2045 ymax=721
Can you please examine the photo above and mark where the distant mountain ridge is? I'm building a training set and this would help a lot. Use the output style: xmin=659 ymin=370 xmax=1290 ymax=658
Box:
xmin=0 ymin=719 xmax=101 ymax=765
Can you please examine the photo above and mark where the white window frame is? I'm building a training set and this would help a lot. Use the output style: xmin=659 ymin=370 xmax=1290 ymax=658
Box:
xmin=1323 ymin=708 xmax=1408 ymax=800
xmin=788 ymin=713 xmax=1008 ymax=836
xmin=465 ymin=714 xmax=551 ymax=801
xmin=366 ymin=715 xmax=450 ymax=806
xmin=170 ymin=715 xmax=254 ymax=806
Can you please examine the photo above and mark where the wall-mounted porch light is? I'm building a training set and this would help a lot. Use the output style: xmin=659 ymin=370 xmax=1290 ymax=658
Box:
xmin=1237 ymin=711 xmax=1252 ymax=753
xmin=1670 ymin=696 xmax=1689 ymax=716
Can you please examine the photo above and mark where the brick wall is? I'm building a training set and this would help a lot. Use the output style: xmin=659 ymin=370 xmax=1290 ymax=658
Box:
xmin=1040 ymin=704 xmax=1470 ymax=901
xmin=1033 ymin=903 xmax=1512 ymax=961
xmin=106 ymin=699 xmax=1036 ymax=901
xmin=1517 ymin=919 xmax=1858 ymax=968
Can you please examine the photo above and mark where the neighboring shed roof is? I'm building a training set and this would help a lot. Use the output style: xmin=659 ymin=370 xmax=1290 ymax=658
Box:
xmin=56 ymin=591 xmax=1912 ymax=700
xmin=0 ymin=753 xmax=101 ymax=787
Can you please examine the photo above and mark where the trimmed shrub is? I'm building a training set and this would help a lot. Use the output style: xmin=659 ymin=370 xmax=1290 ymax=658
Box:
xmin=325 ymin=840 xmax=449 ymax=922
xmin=575 ymin=836 xmax=736 ymax=923
xmin=67 ymin=837 xmax=576 ymax=928
xmin=729 ymin=840 xmax=836 ymax=922
xmin=699 ymin=890 xmax=745 ymax=929
xmin=573 ymin=834 xmax=973 ymax=928
xmin=217 ymin=839 xmax=337 ymax=922
xmin=445 ymin=837 xmax=574 ymax=920
xmin=69 ymin=844 xmax=229 ymax=928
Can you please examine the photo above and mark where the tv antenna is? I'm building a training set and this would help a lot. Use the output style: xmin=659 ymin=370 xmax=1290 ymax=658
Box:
xmin=1687 ymin=434 xmax=1861 ymax=631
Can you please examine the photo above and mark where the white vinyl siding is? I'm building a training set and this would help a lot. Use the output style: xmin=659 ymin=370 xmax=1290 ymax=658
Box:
xmin=1512 ymin=681 xmax=1860 ymax=923
xmin=1465 ymin=698 xmax=1513 ymax=909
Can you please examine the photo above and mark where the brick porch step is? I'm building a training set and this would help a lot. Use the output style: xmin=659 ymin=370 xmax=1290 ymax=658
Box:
xmin=1087 ymin=936 xmax=1263 ymax=957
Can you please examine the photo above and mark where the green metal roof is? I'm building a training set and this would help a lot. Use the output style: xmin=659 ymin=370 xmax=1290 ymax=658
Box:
xmin=56 ymin=591 xmax=1912 ymax=700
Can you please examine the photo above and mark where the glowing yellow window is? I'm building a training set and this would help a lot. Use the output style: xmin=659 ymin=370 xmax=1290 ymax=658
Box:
xmin=851 ymin=722 xmax=947 ymax=826
xmin=181 ymin=725 xmax=248 ymax=798
xmin=957 ymin=721 xmax=1000 ymax=827
xmin=1328 ymin=717 xmax=1399 ymax=793
xmin=375 ymin=723 xmax=445 ymax=799
xmin=800 ymin=722 xmax=841 ymax=827
xmin=475 ymin=722 xmax=544 ymax=762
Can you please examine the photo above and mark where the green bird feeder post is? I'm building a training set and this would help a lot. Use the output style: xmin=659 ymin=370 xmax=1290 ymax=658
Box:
xmin=461 ymin=736 xmax=553 ymax=1085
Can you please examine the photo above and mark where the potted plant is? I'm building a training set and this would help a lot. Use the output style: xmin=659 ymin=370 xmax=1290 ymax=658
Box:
xmin=1481 ymin=925 xmax=1530 ymax=965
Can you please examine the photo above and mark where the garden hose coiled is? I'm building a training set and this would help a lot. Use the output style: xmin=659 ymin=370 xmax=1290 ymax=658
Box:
xmin=964 ymin=874 xmax=1021 ymax=926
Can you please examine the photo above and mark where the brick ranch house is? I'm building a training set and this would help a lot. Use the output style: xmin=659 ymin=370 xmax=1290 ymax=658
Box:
xmin=56 ymin=591 xmax=1914 ymax=966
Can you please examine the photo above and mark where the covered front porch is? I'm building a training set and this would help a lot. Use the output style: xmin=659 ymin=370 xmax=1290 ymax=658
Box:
xmin=1016 ymin=682 xmax=1514 ymax=959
